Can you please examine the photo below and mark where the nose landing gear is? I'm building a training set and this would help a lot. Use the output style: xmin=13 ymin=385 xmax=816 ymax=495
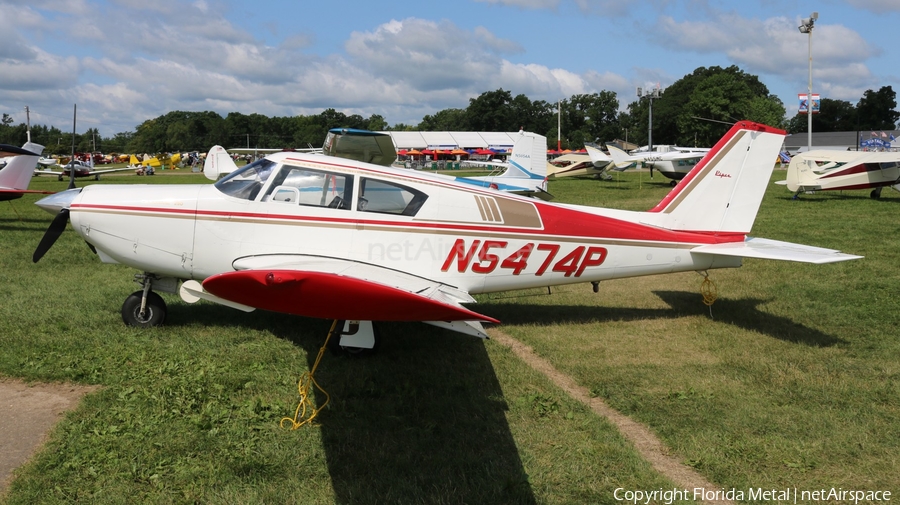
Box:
xmin=121 ymin=273 xmax=169 ymax=327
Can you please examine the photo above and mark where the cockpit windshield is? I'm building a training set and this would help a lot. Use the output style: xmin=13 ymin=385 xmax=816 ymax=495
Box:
xmin=214 ymin=158 xmax=278 ymax=200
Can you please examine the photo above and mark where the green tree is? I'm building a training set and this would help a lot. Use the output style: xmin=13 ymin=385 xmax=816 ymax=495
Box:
xmin=419 ymin=108 xmax=466 ymax=130
xmin=628 ymin=65 xmax=782 ymax=147
xmin=856 ymin=86 xmax=899 ymax=130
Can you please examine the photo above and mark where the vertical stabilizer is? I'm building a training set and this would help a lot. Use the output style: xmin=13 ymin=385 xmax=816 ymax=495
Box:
xmin=203 ymin=145 xmax=238 ymax=181
xmin=644 ymin=121 xmax=784 ymax=234
xmin=454 ymin=131 xmax=549 ymax=194
xmin=0 ymin=142 xmax=43 ymax=190
xmin=500 ymin=131 xmax=548 ymax=185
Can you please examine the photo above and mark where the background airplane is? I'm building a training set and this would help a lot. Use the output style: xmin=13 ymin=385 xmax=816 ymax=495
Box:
xmin=546 ymin=145 xmax=618 ymax=180
xmin=34 ymin=157 xmax=135 ymax=181
xmin=607 ymin=145 xmax=706 ymax=186
xmin=775 ymin=150 xmax=900 ymax=199
xmin=1 ymin=142 xmax=54 ymax=202
xmin=33 ymin=121 xmax=860 ymax=355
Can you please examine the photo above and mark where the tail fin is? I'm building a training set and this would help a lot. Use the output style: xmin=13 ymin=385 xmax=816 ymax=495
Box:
xmin=129 ymin=154 xmax=141 ymax=166
xmin=456 ymin=131 xmax=549 ymax=194
xmin=644 ymin=121 xmax=784 ymax=234
xmin=584 ymin=144 xmax=613 ymax=168
xmin=203 ymin=145 xmax=238 ymax=181
xmin=606 ymin=145 xmax=635 ymax=169
xmin=501 ymin=131 xmax=547 ymax=184
xmin=0 ymin=142 xmax=43 ymax=191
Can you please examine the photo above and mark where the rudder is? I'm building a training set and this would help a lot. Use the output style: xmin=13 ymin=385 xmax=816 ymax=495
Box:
xmin=644 ymin=121 xmax=785 ymax=234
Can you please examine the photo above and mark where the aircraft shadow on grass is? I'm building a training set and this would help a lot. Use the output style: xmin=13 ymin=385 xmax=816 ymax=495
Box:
xmin=478 ymin=290 xmax=845 ymax=348
xmin=166 ymin=304 xmax=538 ymax=504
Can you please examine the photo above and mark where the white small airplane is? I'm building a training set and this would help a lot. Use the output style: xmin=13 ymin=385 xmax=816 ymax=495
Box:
xmin=775 ymin=150 xmax=900 ymax=199
xmin=1 ymin=142 xmax=53 ymax=202
xmin=607 ymin=145 xmax=706 ymax=186
xmin=32 ymin=121 xmax=861 ymax=352
xmin=34 ymin=157 xmax=134 ymax=181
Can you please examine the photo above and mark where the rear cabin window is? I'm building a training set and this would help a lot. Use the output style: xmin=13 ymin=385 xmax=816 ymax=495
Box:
xmin=262 ymin=166 xmax=353 ymax=210
xmin=358 ymin=178 xmax=427 ymax=216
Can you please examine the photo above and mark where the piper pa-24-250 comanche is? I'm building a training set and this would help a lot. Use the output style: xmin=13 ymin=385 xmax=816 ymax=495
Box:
xmin=33 ymin=121 xmax=861 ymax=351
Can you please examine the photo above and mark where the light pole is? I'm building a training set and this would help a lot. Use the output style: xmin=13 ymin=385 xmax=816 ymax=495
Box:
xmin=637 ymin=86 xmax=662 ymax=152
xmin=799 ymin=12 xmax=818 ymax=151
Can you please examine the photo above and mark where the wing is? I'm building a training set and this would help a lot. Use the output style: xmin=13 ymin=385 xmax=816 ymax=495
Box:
xmin=33 ymin=169 xmax=63 ymax=176
xmin=87 ymin=167 xmax=138 ymax=176
xmin=691 ymin=237 xmax=862 ymax=264
xmin=201 ymin=254 xmax=498 ymax=327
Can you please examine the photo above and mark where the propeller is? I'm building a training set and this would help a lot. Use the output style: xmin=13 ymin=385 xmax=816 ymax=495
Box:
xmin=33 ymin=208 xmax=70 ymax=263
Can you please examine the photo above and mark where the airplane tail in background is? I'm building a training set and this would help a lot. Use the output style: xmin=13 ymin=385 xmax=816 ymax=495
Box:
xmin=203 ymin=145 xmax=238 ymax=181
xmin=495 ymin=131 xmax=548 ymax=187
xmin=453 ymin=131 xmax=550 ymax=197
xmin=0 ymin=142 xmax=43 ymax=191
xmin=606 ymin=145 xmax=635 ymax=169
xmin=584 ymin=145 xmax=612 ymax=168
xmin=644 ymin=121 xmax=782 ymax=235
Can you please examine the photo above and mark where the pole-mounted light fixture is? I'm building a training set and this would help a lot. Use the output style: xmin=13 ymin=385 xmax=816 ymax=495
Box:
xmin=799 ymin=12 xmax=818 ymax=151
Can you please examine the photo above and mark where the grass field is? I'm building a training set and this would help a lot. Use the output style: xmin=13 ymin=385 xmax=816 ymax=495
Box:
xmin=1 ymin=167 xmax=898 ymax=504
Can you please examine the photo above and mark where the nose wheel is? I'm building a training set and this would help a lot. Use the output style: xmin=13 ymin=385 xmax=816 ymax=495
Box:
xmin=122 ymin=275 xmax=168 ymax=327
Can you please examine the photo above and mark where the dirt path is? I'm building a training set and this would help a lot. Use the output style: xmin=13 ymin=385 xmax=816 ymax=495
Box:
xmin=489 ymin=330 xmax=734 ymax=505
xmin=0 ymin=379 xmax=98 ymax=495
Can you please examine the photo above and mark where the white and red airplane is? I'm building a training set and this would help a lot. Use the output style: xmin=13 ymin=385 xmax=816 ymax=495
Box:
xmin=32 ymin=121 xmax=861 ymax=350
xmin=1 ymin=142 xmax=54 ymax=202
xmin=775 ymin=149 xmax=900 ymax=199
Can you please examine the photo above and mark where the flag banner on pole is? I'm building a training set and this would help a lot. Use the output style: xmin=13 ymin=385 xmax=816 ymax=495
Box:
xmin=798 ymin=93 xmax=820 ymax=114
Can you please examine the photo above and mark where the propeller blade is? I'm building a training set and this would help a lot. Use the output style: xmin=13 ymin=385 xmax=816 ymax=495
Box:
xmin=33 ymin=208 xmax=70 ymax=263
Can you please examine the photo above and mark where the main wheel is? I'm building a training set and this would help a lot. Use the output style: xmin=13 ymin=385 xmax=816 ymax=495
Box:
xmin=121 ymin=290 xmax=167 ymax=327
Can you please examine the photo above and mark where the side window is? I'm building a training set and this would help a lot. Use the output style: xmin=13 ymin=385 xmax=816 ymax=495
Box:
xmin=358 ymin=178 xmax=428 ymax=216
xmin=262 ymin=167 xmax=353 ymax=210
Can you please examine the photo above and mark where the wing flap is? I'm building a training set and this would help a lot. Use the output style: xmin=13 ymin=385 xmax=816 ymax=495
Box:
xmin=691 ymin=237 xmax=863 ymax=264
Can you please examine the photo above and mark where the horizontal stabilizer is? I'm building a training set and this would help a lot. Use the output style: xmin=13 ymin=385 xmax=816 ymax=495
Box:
xmin=691 ymin=237 xmax=863 ymax=264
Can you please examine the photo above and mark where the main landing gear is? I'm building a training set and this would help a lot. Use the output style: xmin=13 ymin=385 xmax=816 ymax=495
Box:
xmin=121 ymin=273 xmax=170 ymax=327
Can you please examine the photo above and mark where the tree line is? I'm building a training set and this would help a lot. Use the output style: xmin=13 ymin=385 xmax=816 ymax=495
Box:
xmin=1 ymin=65 xmax=896 ymax=156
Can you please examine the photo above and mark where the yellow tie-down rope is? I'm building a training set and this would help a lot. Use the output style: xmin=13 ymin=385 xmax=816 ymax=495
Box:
xmin=280 ymin=320 xmax=340 ymax=430
xmin=698 ymin=271 xmax=718 ymax=317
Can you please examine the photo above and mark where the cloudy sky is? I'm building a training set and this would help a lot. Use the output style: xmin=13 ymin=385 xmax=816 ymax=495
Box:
xmin=1 ymin=0 xmax=897 ymax=139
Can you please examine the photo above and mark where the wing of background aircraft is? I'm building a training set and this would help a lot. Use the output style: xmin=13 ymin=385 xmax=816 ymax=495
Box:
xmin=34 ymin=158 xmax=136 ymax=179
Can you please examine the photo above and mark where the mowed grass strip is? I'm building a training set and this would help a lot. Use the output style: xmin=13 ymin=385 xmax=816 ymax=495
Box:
xmin=2 ymin=170 xmax=691 ymax=504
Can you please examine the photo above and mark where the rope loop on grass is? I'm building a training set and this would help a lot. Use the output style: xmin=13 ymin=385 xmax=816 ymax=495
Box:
xmin=280 ymin=320 xmax=338 ymax=430
xmin=698 ymin=271 xmax=717 ymax=318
